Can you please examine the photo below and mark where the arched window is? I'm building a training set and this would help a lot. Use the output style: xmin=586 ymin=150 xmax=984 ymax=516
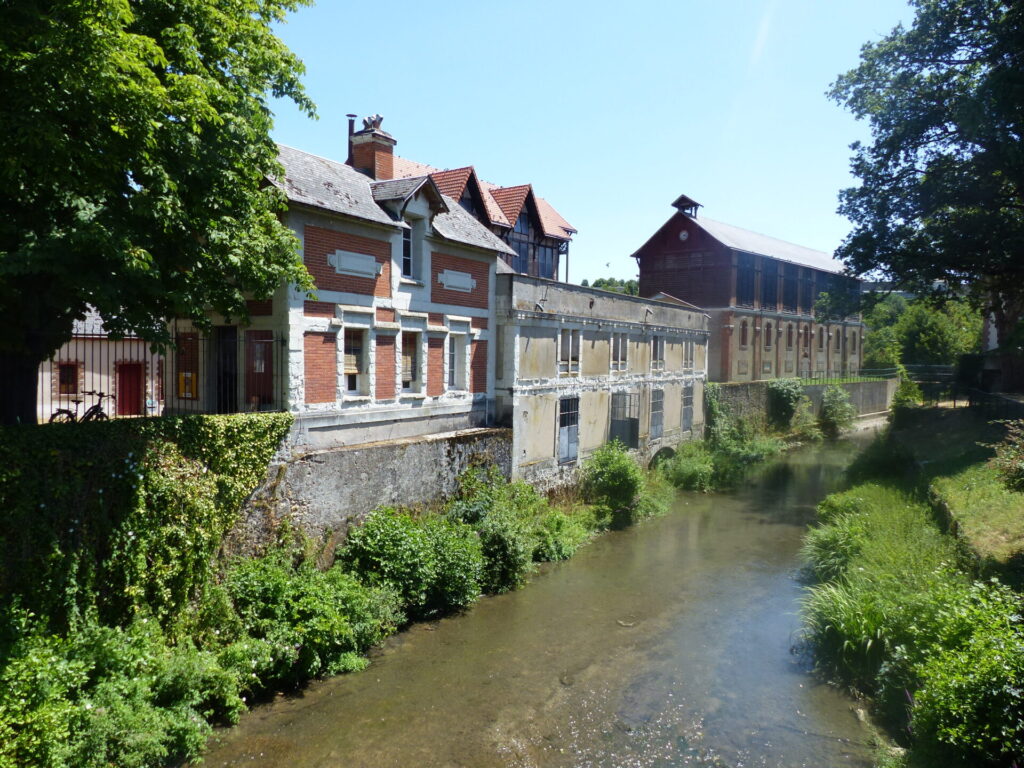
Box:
xmin=765 ymin=322 xmax=773 ymax=349
xmin=740 ymin=320 xmax=748 ymax=347
xmin=786 ymin=324 xmax=794 ymax=350
xmin=803 ymin=324 xmax=811 ymax=348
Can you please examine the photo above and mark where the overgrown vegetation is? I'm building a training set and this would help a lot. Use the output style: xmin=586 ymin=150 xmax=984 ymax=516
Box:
xmin=800 ymin=419 xmax=1024 ymax=767
xmin=989 ymin=419 xmax=1024 ymax=493
xmin=820 ymin=385 xmax=857 ymax=438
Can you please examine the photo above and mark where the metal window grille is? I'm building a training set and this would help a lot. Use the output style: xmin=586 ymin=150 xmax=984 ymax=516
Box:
xmin=650 ymin=389 xmax=664 ymax=439
xmin=609 ymin=391 xmax=639 ymax=449
xmin=558 ymin=396 xmax=579 ymax=464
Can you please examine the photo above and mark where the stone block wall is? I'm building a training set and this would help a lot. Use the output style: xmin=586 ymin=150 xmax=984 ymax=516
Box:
xmin=716 ymin=378 xmax=896 ymax=425
xmin=229 ymin=427 xmax=512 ymax=556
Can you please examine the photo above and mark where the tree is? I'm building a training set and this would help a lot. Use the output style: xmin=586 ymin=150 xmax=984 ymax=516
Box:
xmin=860 ymin=292 xmax=982 ymax=367
xmin=590 ymin=277 xmax=639 ymax=295
xmin=831 ymin=1 xmax=1024 ymax=374
xmin=0 ymin=0 xmax=315 ymax=424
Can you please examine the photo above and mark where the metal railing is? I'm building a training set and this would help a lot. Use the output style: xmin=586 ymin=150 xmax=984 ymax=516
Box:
xmin=797 ymin=368 xmax=899 ymax=386
xmin=35 ymin=331 xmax=286 ymax=424
xmin=968 ymin=389 xmax=1024 ymax=421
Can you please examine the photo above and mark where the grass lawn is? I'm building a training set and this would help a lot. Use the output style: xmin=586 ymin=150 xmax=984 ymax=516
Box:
xmin=890 ymin=406 xmax=1024 ymax=582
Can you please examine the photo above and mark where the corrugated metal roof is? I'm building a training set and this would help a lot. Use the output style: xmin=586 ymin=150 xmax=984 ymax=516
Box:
xmin=693 ymin=216 xmax=843 ymax=273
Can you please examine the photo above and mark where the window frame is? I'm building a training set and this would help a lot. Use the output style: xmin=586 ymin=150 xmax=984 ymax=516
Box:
xmin=558 ymin=396 xmax=580 ymax=464
xmin=558 ymin=329 xmax=580 ymax=376
xmin=650 ymin=388 xmax=664 ymax=439
xmin=57 ymin=362 xmax=79 ymax=396
xmin=401 ymin=331 xmax=421 ymax=393
xmin=401 ymin=217 xmax=423 ymax=280
xmin=343 ymin=327 xmax=367 ymax=395
xmin=611 ymin=332 xmax=628 ymax=372
xmin=447 ymin=333 xmax=466 ymax=391
xmin=651 ymin=335 xmax=665 ymax=371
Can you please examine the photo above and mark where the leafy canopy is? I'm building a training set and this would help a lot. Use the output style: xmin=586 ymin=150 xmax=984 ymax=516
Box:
xmin=831 ymin=0 xmax=1024 ymax=343
xmin=0 ymin=0 xmax=315 ymax=360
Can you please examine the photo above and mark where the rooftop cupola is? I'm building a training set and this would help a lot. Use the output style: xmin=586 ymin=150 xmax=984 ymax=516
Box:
xmin=671 ymin=193 xmax=702 ymax=218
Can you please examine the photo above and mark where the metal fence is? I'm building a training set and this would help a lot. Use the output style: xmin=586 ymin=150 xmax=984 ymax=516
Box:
xmin=798 ymin=368 xmax=899 ymax=385
xmin=968 ymin=389 xmax=1024 ymax=421
xmin=36 ymin=330 xmax=287 ymax=424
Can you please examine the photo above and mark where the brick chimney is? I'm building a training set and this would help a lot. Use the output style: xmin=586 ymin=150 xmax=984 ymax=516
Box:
xmin=349 ymin=114 xmax=395 ymax=180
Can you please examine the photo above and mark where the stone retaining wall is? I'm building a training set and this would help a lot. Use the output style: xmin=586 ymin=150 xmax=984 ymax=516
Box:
xmin=716 ymin=378 xmax=896 ymax=425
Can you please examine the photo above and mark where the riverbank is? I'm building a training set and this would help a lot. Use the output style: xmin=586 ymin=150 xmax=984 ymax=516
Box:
xmin=800 ymin=406 xmax=1024 ymax=767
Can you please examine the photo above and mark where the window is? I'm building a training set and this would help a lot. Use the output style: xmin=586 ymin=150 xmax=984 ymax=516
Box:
xmin=511 ymin=240 xmax=529 ymax=274
xmin=851 ymin=332 xmax=857 ymax=353
xmin=558 ymin=329 xmax=580 ymax=375
xmin=58 ymin=363 xmax=78 ymax=395
xmin=786 ymin=324 xmax=794 ymax=350
xmin=401 ymin=331 xmax=420 ymax=392
xmin=764 ymin=322 xmax=773 ymax=349
xmin=401 ymin=217 xmax=422 ymax=279
xmin=740 ymin=320 xmax=749 ymax=348
xmin=736 ymin=253 xmax=755 ymax=307
xmin=459 ymin=187 xmax=476 ymax=215
xmin=800 ymin=270 xmax=814 ymax=314
xmin=804 ymin=324 xmax=811 ymax=349
xmin=344 ymin=328 xmax=366 ymax=394
xmin=514 ymin=210 xmax=530 ymax=234
xmin=783 ymin=264 xmax=799 ymax=313
xmin=558 ymin=396 xmax=579 ymax=464
xmin=684 ymin=340 xmax=695 ymax=371
xmin=448 ymin=334 xmax=465 ymax=390
xmin=536 ymin=243 xmax=556 ymax=279
xmin=651 ymin=336 xmax=665 ymax=370
xmin=650 ymin=389 xmax=664 ymax=439
xmin=682 ymin=382 xmax=695 ymax=432
xmin=176 ymin=331 xmax=199 ymax=399
xmin=610 ymin=391 xmax=640 ymax=449
xmin=611 ymin=332 xmax=628 ymax=371
xmin=818 ymin=327 xmax=824 ymax=350
xmin=761 ymin=259 xmax=778 ymax=309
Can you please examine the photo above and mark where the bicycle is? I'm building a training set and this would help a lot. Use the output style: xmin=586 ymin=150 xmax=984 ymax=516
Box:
xmin=49 ymin=391 xmax=115 ymax=423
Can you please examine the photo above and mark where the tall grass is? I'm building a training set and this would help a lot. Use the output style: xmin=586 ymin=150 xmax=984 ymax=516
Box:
xmin=800 ymin=433 xmax=1024 ymax=765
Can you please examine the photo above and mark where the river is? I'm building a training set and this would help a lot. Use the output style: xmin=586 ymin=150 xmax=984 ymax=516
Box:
xmin=199 ymin=436 xmax=875 ymax=768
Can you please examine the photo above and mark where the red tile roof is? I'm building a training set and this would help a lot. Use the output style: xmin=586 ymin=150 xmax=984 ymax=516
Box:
xmin=391 ymin=155 xmax=573 ymax=240
xmin=488 ymin=185 xmax=532 ymax=228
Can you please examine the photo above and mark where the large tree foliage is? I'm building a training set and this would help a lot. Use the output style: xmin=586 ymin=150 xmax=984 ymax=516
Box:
xmin=861 ymin=293 xmax=982 ymax=367
xmin=0 ymin=0 xmax=315 ymax=424
xmin=831 ymin=0 xmax=1024 ymax=355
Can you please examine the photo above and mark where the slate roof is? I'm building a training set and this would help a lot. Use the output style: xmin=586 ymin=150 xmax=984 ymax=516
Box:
xmin=433 ymin=196 xmax=516 ymax=256
xmin=275 ymin=144 xmax=396 ymax=227
xmin=692 ymin=216 xmax=842 ymax=273
xmin=275 ymin=144 xmax=510 ymax=256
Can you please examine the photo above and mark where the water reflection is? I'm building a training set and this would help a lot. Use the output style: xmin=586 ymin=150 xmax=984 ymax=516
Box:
xmin=199 ymin=437 xmax=874 ymax=768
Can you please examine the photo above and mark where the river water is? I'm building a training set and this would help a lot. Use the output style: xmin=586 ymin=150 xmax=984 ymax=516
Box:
xmin=200 ymin=437 xmax=875 ymax=768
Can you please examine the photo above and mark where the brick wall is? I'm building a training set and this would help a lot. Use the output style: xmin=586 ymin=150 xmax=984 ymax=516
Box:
xmin=427 ymin=337 xmax=445 ymax=397
xmin=304 ymin=225 xmax=391 ymax=298
xmin=375 ymin=335 xmax=396 ymax=400
xmin=430 ymin=252 xmax=489 ymax=309
xmin=246 ymin=299 xmax=273 ymax=316
xmin=470 ymin=339 xmax=487 ymax=393
xmin=428 ymin=312 xmax=444 ymax=326
xmin=304 ymin=332 xmax=336 ymax=404
xmin=303 ymin=301 xmax=334 ymax=317
xmin=471 ymin=316 xmax=488 ymax=330
xmin=376 ymin=307 xmax=396 ymax=323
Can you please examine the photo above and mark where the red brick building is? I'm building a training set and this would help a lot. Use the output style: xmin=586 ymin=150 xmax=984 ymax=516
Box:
xmin=632 ymin=195 xmax=864 ymax=382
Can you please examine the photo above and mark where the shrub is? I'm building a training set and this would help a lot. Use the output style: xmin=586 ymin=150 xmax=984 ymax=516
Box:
xmin=632 ymin=469 xmax=675 ymax=520
xmin=891 ymin=364 xmax=923 ymax=409
xmin=790 ymin=396 xmax=823 ymax=442
xmin=767 ymin=378 xmax=805 ymax=429
xmin=531 ymin=508 xmax=589 ymax=562
xmin=801 ymin=512 xmax=868 ymax=582
xmin=989 ymin=419 xmax=1024 ymax=493
xmin=223 ymin=552 xmax=402 ymax=687
xmin=580 ymin=440 xmax=642 ymax=510
xmin=337 ymin=508 xmax=482 ymax=619
xmin=819 ymin=385 xmax=857 ymax=438
xmin=477 ymin=510 xmax=534 ymax=593
xmin=662 ymin=442 xmax=716 ymax=491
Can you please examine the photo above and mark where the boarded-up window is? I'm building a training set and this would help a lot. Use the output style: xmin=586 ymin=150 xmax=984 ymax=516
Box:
xmin=401 ymin=331 xmax=419 ymax=391
xmin=58 ymin=363 xmax=78 ymax=395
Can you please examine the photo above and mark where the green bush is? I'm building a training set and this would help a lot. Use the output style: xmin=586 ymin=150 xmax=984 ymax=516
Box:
xmin=337 ymin=508 xmax=482 ymax=619
xmin=801 ymin=512 xmax=868 ymax=582
xmin=531 ymin=508 xmax=589 ymax=562
xmin=790 ymin=396 xmax=823 ymax=442
xmin=662 ymin=442 xmax=716 ymax=491
xmin=632 ymin=469 xmax=675 ymax=520
xmin=766 ymin=378 xmax=805 ymax=429
xmin=0 ymin=612 xmax=244 ymax=768
xmin=819 ymin=385 xmax=857 ymax=438
xmin=580 ymin=440 xmax=642 ymax=511
xmin=0 ymin=413 xmax=293 ymax=630
xmin=222 ymin=552 xmax=402 ymax=688
xmin=989 ymin=419 xmax=1024 ymax=493
xmin=477 ymin=509 xmax=534 ymax=593
xmin=892 ymin=363 xmax=923 ymax=409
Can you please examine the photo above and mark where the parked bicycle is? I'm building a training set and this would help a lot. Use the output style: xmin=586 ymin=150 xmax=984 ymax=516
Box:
xmin=49 ymin=391 xmax=115 ymax=423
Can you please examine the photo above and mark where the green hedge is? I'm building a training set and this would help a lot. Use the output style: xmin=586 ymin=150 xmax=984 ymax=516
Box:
xmin=0 ymin=414 xmax=293 ymax=630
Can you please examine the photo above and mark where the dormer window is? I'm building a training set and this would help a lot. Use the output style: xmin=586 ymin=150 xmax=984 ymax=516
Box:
xmin=514 ymin=210 xmax=530 ymax=234
xmin=401 ymin=217 xmax=423 ymax=280
xmin=459 ymin=187 xmax=476 ymax=216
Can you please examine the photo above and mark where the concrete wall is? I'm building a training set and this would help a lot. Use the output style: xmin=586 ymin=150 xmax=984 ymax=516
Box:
xmin=230 ymin=427 xmax=512 ymax=554
xmin=716 ymin=378 xmax=896 ymax=424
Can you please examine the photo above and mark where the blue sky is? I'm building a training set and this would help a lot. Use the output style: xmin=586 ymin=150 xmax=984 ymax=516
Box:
xmin=269 ymin=0 xmax=914 ymax=284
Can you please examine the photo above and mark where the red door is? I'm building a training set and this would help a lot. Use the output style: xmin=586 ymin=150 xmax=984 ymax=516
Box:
xmin=245 ymin=331 xmax=274 ymax=409
xmin=117 ymin=363 xmax=144 ymax=416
